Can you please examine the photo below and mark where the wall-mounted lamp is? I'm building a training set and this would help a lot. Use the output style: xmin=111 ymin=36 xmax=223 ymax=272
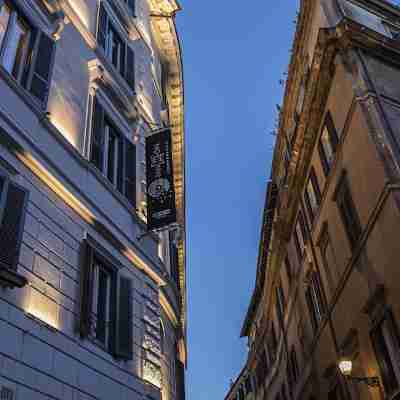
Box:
xmin=338 ymin=358 xmax=380 ymax=388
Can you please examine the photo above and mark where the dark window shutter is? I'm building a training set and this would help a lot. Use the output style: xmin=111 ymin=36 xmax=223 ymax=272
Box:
xmin=310 ymin=168 xmax=321 ymax=204
xmin=90 ymin=97 xmax=105 ymax=171
xmin=0 ymin=182 xmax=28 ymax=271
xmin=125 ymin=46 xmax=135 ymax=91
xmin=79 ymin=240 xmax=94 ymax=338
xmin=117 ymin=136 xmax=124 ymax=194
xmin=169 ymin=230 xmax=179 ymax=287
xmin=306 ymin=287 xmax=318 ymax=332
xmin=115 ymin=276 xmax=133 ymax=359
xmin=326 ymin=112 xmax=339 ymax=150
xmin=97 ymin=2 xmax=107 ymax=50
xmin=127 ymin=0 xmax=135 ymax=15
xmin=29 ymin=32 xmax=56 ymax=105
xmin=124 ymin=139 xmax=136 ymax=207
xmin=176 ymin=358 xmax=186 ymax=400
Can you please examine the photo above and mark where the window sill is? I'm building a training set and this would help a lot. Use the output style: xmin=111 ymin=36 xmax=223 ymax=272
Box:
xmin=0 ymin=267 xmax=28 ymax=289
xmin=0 ymin=65 xmax=44 ymax=119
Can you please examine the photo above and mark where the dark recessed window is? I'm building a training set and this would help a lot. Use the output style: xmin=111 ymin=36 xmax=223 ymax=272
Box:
xmin=305 ymin=271 xmax=326 ymax=333
xmin=294 ymin=211 xmax=307 ymax=261
xmin=305 ymin=167 xmax=322 ymax=222
xmin=334 ymin=173 xmax=361 ymax=250
xmin=318 ymin=112 xmax=339 ymax=177
xmin=371 ymin=309 xmax=400 ymax=395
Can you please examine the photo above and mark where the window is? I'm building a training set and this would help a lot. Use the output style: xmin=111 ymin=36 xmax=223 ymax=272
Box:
xmin=305 ymin=271 xmax=326 ymax=333
xmin=79 ymin=239 xmax=133 ymax=359
xmin=267 ymin=323 xmax=278 ymax=363
xmin=371 ymin=309 xmax=400 ymax=395
xmin=97 ymin=3 xmax=135 ymax=90
xmin=294 ymin=211 xmax=307 ymax=261
xmin=255 ymin=349 xmax=268 ymax=390
xmin=0 ymin=1 xmax=55 ymax=105
xmin=334 ymin=174 xmax=361 ymax=249
xmin=287 ymin=347 xmax=299 ymax=386
xmin=169 ymin=230 xmax=180 ymax=287
xmin=280 ymin=384 xmax=288 ymax=400
xmin=0 ymin=173 xmax=28 ymax=287
xmin=276 ymin=282 xmax=285 ymax=322
xmin=90 ymin=96 xmax=136 ymax=207
xmin=244 ymin=375 xmax=253 ymax=395
xmin=304 ymin=167 xmax=321 ymax=222
xmin=284 ymin=256 xmax=292 ymax=286
xmin=318 ymin=224 xmax=337 ymax=294
xmin=318 ymin=112 xmax=339 ymax=177
xmin=159 ymin=321 xmax=165 ymax=354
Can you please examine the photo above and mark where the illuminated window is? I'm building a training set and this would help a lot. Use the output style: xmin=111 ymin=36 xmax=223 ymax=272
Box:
xmin=0 ymin=1 xmax=56 ymax=105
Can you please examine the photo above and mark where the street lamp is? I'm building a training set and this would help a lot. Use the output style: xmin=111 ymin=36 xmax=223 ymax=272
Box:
xmin=338 ymin=358 xmax=380 ymax=388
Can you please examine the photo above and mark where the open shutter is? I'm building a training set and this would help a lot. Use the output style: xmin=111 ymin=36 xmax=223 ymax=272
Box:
xmin=29 ymin=32 xmax=56 ymax=106
xmin=90 ymin=97 xmax=105 ymax=171
xmin=79 ymin=240 xmax=94 ymax=337
xmin=124 ymin=139 xmax=136 ymax=207
xmin=115 ymin=275 xmax=133 ymax=359
xmin=125 ymin=46 xmax=135 ymax=91
xmin=0 ymin=181 xmax=28 ymax=271
xmin=126 ymin=0 xmax=135 ymax=15
xmin=97 ymin=2 xmax=107 ymax=50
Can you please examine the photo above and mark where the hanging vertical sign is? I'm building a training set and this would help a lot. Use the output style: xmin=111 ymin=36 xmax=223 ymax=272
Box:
xmin=145 ymin=128 xmax=177 ymax=230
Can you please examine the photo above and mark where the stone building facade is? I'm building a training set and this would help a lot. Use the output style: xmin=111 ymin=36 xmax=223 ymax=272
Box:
xmin=0 ymin=0 xmax=186 ymax=399
xmin=227 ymin=0 xmax=400 ymax=399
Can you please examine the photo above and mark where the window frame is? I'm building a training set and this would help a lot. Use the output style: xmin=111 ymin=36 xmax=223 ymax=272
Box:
xmin=334 ymin=172 xmax=362 ymax=250
xmin=294 ymin=211 xmax=307 ymax=262
xmin=305 ymin=271 xmax=326 ymax=333
xmin=318 ymin=112 xmax=339 ymax=178
xmin=370 ymin=308 xmax=400 ymax=396
xmin=304 ymin=167 xmax=321 ymax=223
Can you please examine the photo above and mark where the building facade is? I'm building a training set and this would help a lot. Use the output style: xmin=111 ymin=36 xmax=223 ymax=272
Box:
xmin=228 ymin=0 xmax=400 ymax=399
xmin=0 ymin=0 xmax=186 ymax=399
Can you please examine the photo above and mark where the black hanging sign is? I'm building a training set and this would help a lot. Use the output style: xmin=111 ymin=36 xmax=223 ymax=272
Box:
xmin=145 ymin=128 xmax=177 ymax=230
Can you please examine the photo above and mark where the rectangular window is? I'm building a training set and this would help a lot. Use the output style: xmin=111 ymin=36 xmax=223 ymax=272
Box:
xmin=79 ymin=239 xmax=133 ymax=359
xmin=169 ymin=230 xmax=180 ymax=287
xmin=288 ymin=347 xmax=299 ymax=385
xmin=0 ymin=1 xmax=55 ymax=105
xmin=305 ymin=167 xmax=321 ymax=222
xmin=90 ymin=96 xmax=136 ymax=207
xmin=294 ymin=212 xmax=307 ymax=261
xmin=318 ymin=224 xmax=337 ymax=294
xmin=305 ymin=271 xmax=326 ymax=333
xmin=276 ymin=282 xmax=285 ymax=322
xmin=334 ymin=174 xmax=361 ymax=249
xmin=371 ymin=310 xmax=400 ymax=395
xmin=92 ymin=258 xmax=112 ymax=346
xmin=97 ymin=3 xmax=135 ymax=90
xmin=284 ymin=256 xmax=292 ymax=286
xmin=267 ymin=323 xmax=278 ymax=363
xmin=318 ymin=112 xmax=339 ymax=177
xmin=255 ymin=349 xmax=268 ymax=390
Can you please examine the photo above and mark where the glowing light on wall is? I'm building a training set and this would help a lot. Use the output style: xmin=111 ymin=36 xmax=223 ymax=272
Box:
xmin=26 ymin=288 xmax=59 ymax=330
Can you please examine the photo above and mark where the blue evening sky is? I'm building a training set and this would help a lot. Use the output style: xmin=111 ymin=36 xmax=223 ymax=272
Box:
xmin=177 ymin=1 xmax=299 ymax=399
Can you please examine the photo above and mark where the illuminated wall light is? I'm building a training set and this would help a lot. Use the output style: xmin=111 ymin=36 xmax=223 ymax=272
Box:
xmin=26 ymin=287 xmax=59 ymax=330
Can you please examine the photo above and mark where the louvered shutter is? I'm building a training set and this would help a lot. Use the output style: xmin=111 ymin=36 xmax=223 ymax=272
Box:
xmin=117 ymin=137 xmax=124 ymax=194
xmin=124 ymin=139 xmax=136 ymax=207
xmin=127 ymin=0 xmax=135 ymax=15
xmin=79 ymin=240 xmax=94 ymax=338
xmin=125 ymin=46 xmax=135 ymax=91
xmin=115 ymin=276 xmax=133 ymax=359
xmin=29 ymin=32 xmax=56 ymax=105
xmin=97 ymin=2 xmax=107 ymax=50
xmin=90 ymin=97 xmax=105 ymax=171
xmin=0 ymin=181 xmax=28 ymax=271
